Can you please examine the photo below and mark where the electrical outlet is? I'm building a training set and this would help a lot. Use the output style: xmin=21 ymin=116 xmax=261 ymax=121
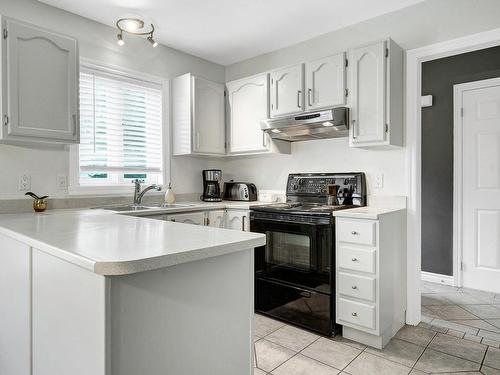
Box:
xmin=56 ymin=174 xmax=67 ymax=189
xmin=375 ymin=173 xmax=384 ymax=189
xmin=19 ymin=174 xmax=31 ymax=191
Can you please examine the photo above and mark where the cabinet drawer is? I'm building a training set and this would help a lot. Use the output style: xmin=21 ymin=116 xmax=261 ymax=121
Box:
xmin=338 ymin=219 xmax=376 ymax=246
xmin=338 ymin=247 xmax=376 ymax=274
xmin=338 ymin=272 xmax=376 ymax=302
xmin=338 ymin=298 xmax=376 ymax=330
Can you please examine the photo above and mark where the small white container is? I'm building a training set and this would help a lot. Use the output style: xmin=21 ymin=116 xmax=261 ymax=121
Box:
xmin=164 ymin=183 xmax=176 ymax=204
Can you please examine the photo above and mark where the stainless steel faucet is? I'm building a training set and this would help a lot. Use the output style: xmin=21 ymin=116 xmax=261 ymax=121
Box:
xmin=132 ymin=179 xmax=162 ymax=206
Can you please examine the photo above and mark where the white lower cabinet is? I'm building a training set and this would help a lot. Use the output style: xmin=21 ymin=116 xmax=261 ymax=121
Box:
xmin=335 ymin=210 xmax=406 ymax=349
xmin=226 ymin=209 xmax=250 ymax=232
xmin=144 ymin=208 xmax=250 ymax=231
xmin=207 ymin=209 xmax=226 ymax=228
xmin=165 ymin=211 xmax=206 ymax=225
xmin=0 ymin=234 xmax=31 ymax=375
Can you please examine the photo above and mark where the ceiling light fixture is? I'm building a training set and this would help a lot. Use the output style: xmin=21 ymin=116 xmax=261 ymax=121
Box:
xmin=116 ymin=18 xmax=157 ymax=48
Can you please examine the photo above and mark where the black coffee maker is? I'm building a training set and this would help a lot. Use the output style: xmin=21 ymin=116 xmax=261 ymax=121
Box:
xmin=201 ymin=169 xmax=222 ymax=202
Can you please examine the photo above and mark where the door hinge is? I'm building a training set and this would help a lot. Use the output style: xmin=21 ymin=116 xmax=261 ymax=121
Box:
xmin=3 ymin=28 xmax=7 ymax=39
xmin=3 ymin=115 xmax=8 ymax=126
xmin=345 ymin=89 xmax=348 ymax=97
xmin=345 ymin=58 xmax=348 ymax=68
xmin=385 ymin=124 xmax=389 ymax=133
xmin=460 ymin=107 xmax=464 ymax=117
xmin=385 ymin=48 xmax=389 ymax=58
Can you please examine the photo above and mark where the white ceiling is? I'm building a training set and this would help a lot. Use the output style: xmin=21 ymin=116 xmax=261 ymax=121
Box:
xmin=39 ymin=0 xmax=424 ymax=65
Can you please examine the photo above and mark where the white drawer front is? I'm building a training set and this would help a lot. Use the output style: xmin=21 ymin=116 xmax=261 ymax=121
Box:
xmin=338 ymin=272 xmax=376 ymax=302
xmin=338 ymin=247 xmax=376 ymax=274
xmin=338 ymin=298 xmax=376 ymax=330
xmin=338 ymin=219 xmax=376 ymax=246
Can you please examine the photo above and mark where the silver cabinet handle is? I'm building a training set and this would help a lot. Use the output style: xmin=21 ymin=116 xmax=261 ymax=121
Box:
xmin=351 ymin=258 xmax=358 ymax=262
xmin=297 ymin=90 xmax=302 ymax=108
xmin=352 ymin=312 xmax=357 ymax=317
xmin=308 ymin=88 xmax=312 ymax=107
xmin=352 ymin=119 xmax=357 ymax=139
xmin=242 ymin=216 xmax=246 ymax=231
xmin=351 ymin=231 xmax=358 ymax=235
xmin=351 ymin=285 xmax=357 ymax=290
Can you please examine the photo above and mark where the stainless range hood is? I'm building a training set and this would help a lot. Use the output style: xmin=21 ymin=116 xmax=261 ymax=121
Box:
xmin=261 ymin=107 xmax=349 ymax=142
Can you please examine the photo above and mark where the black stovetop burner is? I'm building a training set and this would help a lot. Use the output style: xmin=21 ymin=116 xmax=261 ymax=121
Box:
xmin=252 ymin=202 xmax=354 ymax=216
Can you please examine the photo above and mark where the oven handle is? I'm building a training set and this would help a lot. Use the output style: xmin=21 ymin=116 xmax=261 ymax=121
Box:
xmin=250 ymin=217 xmax=332 ymax=226
xmin=298 ymin=290 xmax=312 ymax=298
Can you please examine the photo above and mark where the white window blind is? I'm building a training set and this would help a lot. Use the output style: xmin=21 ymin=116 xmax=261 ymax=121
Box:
xmin=78 ymin=67 xmax=163 ymax=185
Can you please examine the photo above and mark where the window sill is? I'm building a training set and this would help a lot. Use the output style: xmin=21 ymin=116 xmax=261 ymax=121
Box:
xmin=67 ymin=185 xmax=164 ymax=197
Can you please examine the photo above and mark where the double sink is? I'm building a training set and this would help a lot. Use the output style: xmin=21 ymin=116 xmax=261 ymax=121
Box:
xmin=100 ymin=203 xmax=197 ymax=212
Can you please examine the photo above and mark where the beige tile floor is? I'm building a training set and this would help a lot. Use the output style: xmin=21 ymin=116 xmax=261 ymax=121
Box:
xmin=253 ymin=281 xmax=500 ymax=374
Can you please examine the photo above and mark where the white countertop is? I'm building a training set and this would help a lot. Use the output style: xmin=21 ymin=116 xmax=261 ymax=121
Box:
xmin=0 ymin=209 xmax=265 ymax=276
xmin=332 ymin=206 xmax=406 ymax=219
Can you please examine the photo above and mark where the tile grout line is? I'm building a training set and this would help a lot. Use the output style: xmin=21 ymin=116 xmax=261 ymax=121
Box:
xmin=265 ymin=335 xmax=323 ymax=374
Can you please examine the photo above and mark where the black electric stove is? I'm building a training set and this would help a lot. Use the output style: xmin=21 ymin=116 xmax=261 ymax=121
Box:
xmin=251 ymin=173 xmax=366 ymax=335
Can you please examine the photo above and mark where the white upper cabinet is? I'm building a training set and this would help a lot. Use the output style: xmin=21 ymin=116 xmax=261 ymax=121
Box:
xmin=226 ymin=73 xmax=290 ymax=155
xmin=305 ymin=53 xmax=346 ymax=110
xmin=349 ymin=39 xmax=403 ymax=148
xmin=172 ymin=73 xmax=225 ymax=156
xmin=0 ymin=17 xmax=79 ymax=144
xmin=270 ymin=64 xmax=304 ymax=118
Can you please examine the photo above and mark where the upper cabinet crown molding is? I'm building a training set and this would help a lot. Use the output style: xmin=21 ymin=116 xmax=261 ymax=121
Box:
xmin=348 ymin=38 xmax=403 ymax=148
xmin=172 ymin=73 xmax=225 ymax=156
xmin=0 ymin=16 xmax=79 ymax=145
xmin=305 ymin=52 xmax=347 ymax=110
xmin=226 ymin=73 xmax=290 ymax=155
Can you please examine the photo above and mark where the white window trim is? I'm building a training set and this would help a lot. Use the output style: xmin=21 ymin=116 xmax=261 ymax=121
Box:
xmin=69 ymin=59 xmax=170 ymax=196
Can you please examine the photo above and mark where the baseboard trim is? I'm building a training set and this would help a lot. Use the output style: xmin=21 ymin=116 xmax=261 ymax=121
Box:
xmin=421 ymin=271 xmax=454 ymax=286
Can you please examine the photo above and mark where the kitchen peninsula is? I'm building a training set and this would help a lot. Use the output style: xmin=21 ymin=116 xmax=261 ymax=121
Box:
xmin=0 ymin=209 xmax=265 ymax=375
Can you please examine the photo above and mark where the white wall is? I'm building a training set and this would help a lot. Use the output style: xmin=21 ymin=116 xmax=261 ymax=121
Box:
xmin=0 ymin=0 xmax=225 ymax=199
xmin=224 ymin=0 xmax=500 ymax=196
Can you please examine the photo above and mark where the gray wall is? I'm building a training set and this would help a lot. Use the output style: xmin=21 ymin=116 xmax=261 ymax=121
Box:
xmin=421 ymin=46 xmax=500 ymax=276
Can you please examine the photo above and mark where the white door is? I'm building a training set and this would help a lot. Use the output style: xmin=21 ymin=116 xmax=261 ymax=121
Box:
xmin=166 ymin=212 xmax=206 ymax=226
xmin=226 ymin=74 xmax=270 ymax=154
xmin=457 ymin=78 xmax=500 ymax=292
xmin=2 ymin=17 xmax=78 ymax=142
xmin=226 ymin=210 xmax=250 ymax=231
xmin=305 ymin=53 xmax=346 ymax=110
xmin=192 ymin=76 xmax=225 ymax=155
xmin=349 ymin=41 xmax=387 ymax=145
xmin=270 ymin=64 xmax=304 ymax=118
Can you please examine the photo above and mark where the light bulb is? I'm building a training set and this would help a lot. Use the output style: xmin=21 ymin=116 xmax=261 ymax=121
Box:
xmin=117 ymin=33 xmax=124 ymax=46
xmin=148 ymin=36 xmax=158 ymax=48
xmin=121 ymin=18 xmax=144 ymax=32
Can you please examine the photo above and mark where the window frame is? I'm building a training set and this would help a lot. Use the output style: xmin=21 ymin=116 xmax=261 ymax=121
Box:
xmin=69 ymin=59 xmax=170 ymax=196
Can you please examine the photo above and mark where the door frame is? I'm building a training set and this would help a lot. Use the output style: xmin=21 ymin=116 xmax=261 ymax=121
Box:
xmin=453 ymin=77 xmax=500 ymax=289
xmin=405 ymin=28 xmax=500 ymax=325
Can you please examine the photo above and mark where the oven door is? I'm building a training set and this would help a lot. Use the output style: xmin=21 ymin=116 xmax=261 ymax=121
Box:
xmin=250 ymin=212 xmax=335 ymax=335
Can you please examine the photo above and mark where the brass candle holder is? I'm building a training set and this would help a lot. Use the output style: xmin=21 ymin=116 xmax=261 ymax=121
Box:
xmin=25 ymin=192 xmax=49 ymax=213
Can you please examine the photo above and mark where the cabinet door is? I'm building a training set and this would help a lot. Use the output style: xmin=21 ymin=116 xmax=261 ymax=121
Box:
xmin=305 ymin=53 xmax=346 ymax=110
xmin=270 ymin=64 xmax=304 ymax=118
xmin=0 ymin=235 xmax=31 ymax=375
xmin=192 ymin=76 xmax=225 ymax=155
xmin=166 ymin=211 xmax=206 ymax=226
xmin=350 ymin=41 xmax=387 ymax=145
xmin=226 ymin=74 xmax=270 ymax=154
xmin=207 ymin=210 xmax=226 ymax=228
xmin=226 ymin=210 xmax=250 ymax=231
xmin=2 ymin=17 xmax=78 ymax=142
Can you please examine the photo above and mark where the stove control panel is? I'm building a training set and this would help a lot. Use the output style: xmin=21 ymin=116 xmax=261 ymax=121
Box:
xmin=286 ymin=173 xmax=366 ymax=206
